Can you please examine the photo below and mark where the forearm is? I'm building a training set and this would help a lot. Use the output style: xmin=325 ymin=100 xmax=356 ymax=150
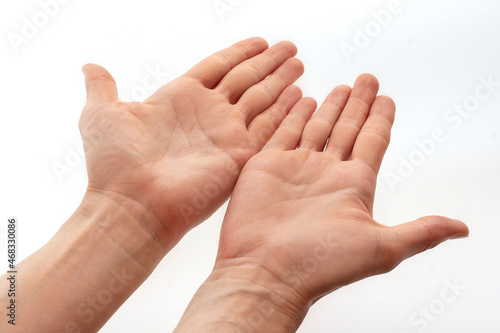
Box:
xmin=174 ymin=259 xmax=311 ymax=333
xmin=0 ymin=191 xmax=173 ymax=332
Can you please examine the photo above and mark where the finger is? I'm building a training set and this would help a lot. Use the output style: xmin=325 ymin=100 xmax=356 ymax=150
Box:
xmin=238 ymin=57 xmax=304 ymax=125
xmin=351 ymin=96 xmax=395 ymax=174
xmin=82 ymin=64 xmax=118 ymax=104
xmin=299 ymin=85 xmax=351 ymax=151
xmin=265 ymin=97 xmax=317 ymax=150
xmin=216 ymin=41 xmax=298 ymax=103
xmin=326 ymin=74 xmax=379 ymax=159
xmin=185 ymin=37 xmax=269 ymax=88
xmin=248 ymin=85 xmax=303 ymax=149
xmin=388 ymin=216 xmax=469 ymax=265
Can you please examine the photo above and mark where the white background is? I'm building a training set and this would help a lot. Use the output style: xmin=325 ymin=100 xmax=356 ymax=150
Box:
xmin=1 ymin=0 xmax=500 ymax=332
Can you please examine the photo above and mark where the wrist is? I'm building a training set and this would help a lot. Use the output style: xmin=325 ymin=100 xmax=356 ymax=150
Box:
xmin=175 ymin=258 xmax=311 ymax=333
xmin=8 ymin=189 xmax=170 ymax=332
xmin=74 ymin=188 xmax=176 ymax=257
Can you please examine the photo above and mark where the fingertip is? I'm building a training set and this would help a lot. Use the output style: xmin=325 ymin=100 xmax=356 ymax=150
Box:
xmin=277 ymin=40 xmax=298 ymax=56
xmin=265 ymin=96 xmax=314 ymax=151
xmin=370 ymin=95 xmax=396 ymax=124
xmin=81 ymin=63 xmax=114 ymax=81
xmin=81 ymin=63 xmax=118 ymax=103
xmin=244 ymin=37 xmax=269 ymax=50
xmin=448 ymin=219 xmax=470 ymax=239
xmin=390 ymin=215 xmax=470 ymax=260
xmin=81 ymin=63 xmax=99 ymax=77
xmin=287 ymin=57 xmax=305 ymax=76
xmin=272 ymin=85 xmax=303 ymax=111
xmin=324 ymin=84 xmax=352 ymax=104
xmin=289 ymin=97 xmax=317 ymax=123
xmin=334 ymin=84 xmax=352 ymax=95
xmin=374 ymin=95 xmax=395 ymax=109
xmin=415 ymin=215 xmax=470 ymax=244
xmin=356 ymin=73 xmax=380 ymax=91
xmin=291 ymin=97 xmax=317 ymax=113
xmin=284 ymin=85 xmax=303 ymax=100
xmin=300 ymin=97 xmax=318 ymax=112
xmin=81 ymin=63 xmax=91 ymax=74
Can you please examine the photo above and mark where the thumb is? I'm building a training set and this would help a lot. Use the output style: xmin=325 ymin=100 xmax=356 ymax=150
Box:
xmin=82 ymin=63 xmax=118 ymax=104
xmin=391 ymin=216 xmax=469 ymax=260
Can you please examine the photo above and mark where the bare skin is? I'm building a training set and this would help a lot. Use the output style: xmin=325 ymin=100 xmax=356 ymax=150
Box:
xmin=0 ymin=37 xmax=305 ymax=333
xmin=80 ymin=37 xmax=305 ymax=242
xmin=174 ymin=74 xmax=469 ymax=333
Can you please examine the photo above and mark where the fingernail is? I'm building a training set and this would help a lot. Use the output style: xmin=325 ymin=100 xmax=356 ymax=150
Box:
xmin=449 ymin=233 xmax=469 ymax=240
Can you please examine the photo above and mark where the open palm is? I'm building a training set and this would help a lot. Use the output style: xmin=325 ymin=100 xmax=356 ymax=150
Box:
xmin=79 ymin=38 xmax=304 ymax=239
xmin=217 ymin=74 xmax=469 ymax=304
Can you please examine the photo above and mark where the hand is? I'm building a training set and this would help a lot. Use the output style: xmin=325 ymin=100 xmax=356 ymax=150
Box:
xmin=78 ymin=37 xmax=304 ymax=246
xmin=211 ymin=74 xmax=469 ymax=329
xmin=0 ymin=38 xmax=305 ymax=333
